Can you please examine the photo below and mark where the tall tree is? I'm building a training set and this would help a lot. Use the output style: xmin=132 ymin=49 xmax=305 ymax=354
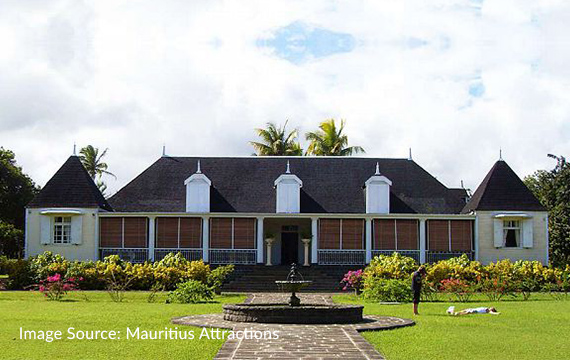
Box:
xmin=305 ymin=119 xmax=365 ymax=156
xmin=0 ymin=148 xmax=38 ymax=257
xmin=250 ymin=121 xmax=303 ymax=156
xmin=524 ymin=154 xmax=570 ymax=266
xmin=78 ymin=145 xmax=115 ymax=196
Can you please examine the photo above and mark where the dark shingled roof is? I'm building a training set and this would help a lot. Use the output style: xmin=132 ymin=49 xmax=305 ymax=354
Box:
xmin=28 ymin=156 xmax=112 ymax=211
xmin=108 ymin=157 xmax=467 ymax=214
xmin=462 ymin=160 xmax=545 ymax=213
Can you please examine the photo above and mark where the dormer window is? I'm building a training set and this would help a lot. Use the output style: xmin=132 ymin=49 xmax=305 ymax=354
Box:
xmin=274 ymin=161 xmax=302 ymax=213
xmin=184 ymin=160 xmax=211 ymax=213
xmin=364 ymin=163 xmax=392 ymax=214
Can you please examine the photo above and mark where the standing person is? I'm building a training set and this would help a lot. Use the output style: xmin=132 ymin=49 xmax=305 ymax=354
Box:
xmin=411 ymin=266 xmax=426 ymax=315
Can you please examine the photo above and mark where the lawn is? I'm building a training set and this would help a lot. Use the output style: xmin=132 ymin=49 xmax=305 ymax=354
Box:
xmin=0 ymin=291 xmax=245 ymax=360
xmin=335 ymin=293 xmax=570 ymax=360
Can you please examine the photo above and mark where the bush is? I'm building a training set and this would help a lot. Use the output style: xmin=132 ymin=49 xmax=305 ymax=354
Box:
xmin=365 ymin=253 xmax=418 ymax=280
xmin=207 ymin=265 xmax=234 ymax=294
xmin=166 ymin=280 xmax=214 ymax=304
xmin=362 ymin=278 xmax=412 ymax=302
xmin=439 ymin=278 xmax=473 ymax=302
xmin=340 ymin=269 xmax=364 ymax=295
xmin=35 ymin=273 xmax=80 ymax=301
xmin=0 ymin=258 xmax=34 ymax=289
xmin=476 ymin=276 xmax=514 ymax=301
xmin=426 ymin=254 xmax=483 ymax=285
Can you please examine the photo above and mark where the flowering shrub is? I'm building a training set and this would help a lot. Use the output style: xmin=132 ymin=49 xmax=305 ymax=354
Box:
xmin=475 ymin=276 xmax=514 ymax=301
xmin=36 ymin=273 xmax=81 ymax=301
xmin=426 ymin=254 xmax=483 ymax=285
xmin=439 ymin=278 xmax=473 ymax=302
xmin=364 ymin=253 xmax=418 ymax=280
xmin=340 ymin=269 xmax=364 ymax=295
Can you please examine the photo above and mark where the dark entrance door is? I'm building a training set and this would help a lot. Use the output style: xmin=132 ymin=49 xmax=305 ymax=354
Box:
xmin=281 ymin=232 xmax=298 ymax=265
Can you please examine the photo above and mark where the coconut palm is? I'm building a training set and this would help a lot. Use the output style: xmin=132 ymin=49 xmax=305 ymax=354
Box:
xmin=305 ymin=119 xmax=365 ymax=156
xmin=79 ymin=145 xmax=115 ymax=195
xmin=250 ymin=121 xmax=303 ymax=156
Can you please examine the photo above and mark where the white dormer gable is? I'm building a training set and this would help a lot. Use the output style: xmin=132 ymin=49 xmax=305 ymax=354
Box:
xmin=365 ymin=163 xmax=392 ymax=214
xmin=274 ymin=161 xmax=302 ymax=213
xmin=184 ymin=161 xmax=211 ymax=213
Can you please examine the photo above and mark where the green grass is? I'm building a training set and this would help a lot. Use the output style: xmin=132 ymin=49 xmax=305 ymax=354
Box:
xmin=335 ymin=293 xmax=570 ymax=360
xmin=0 ymin=291 xmax=245 ymax=360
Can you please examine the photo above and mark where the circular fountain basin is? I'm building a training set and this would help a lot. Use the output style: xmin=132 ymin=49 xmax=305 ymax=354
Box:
xmin=222 ymin=303 xmax=364 ymax=324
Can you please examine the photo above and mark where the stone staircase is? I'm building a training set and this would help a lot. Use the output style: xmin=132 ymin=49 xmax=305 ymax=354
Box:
xmin=220 ymin=264 xmax=363 ymax=293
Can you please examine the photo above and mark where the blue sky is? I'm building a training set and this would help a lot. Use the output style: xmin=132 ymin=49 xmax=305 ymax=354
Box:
xmin=0 ymin=0 xmax=569 ymax=195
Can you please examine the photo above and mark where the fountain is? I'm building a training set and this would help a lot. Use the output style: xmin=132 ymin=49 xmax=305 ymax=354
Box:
xmin=275 ymin=263 xmax=312 ymax=306
xmin=222 ymin=263 xmax=364 ymax=324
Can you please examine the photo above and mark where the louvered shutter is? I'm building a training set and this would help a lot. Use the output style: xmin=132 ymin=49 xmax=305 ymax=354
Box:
xmin=493 ymin=219 xmax=504 ymax=248
xmin=522 ymin=219 xmax=534 ymax=248
xmin=40 ymin=216 xmax=51 ymax=245
xmin=70 ymin=216 xmax=83 ymax=245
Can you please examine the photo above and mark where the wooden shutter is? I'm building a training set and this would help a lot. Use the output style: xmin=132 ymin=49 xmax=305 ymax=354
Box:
xmin=210 ymin=218 xmax=232 ymax=249
xmin=341 ymin=219 xmax=364 ymax=249
xmin=318 ymin=219 xmax=341 ymax=249
xmin=156 ymin=217 xmax=179 ymax=248
xmin=234 ymin=218 xmax=256 ymax=249
xmin=374 ymin=219 xmax=395 ymax=250
xmin=428 ymin=220 xmax=449 ymax=251
xmin=40 ymin=216 xmax=51 ymax=245
xmin=450 ymin=220 xmax=472 ymax=251
xmin=493 ymin=219 xmax=504 ymax=248
xmin=396 ymin=219 xmax=419 ymax=250
xmin=123 ymin=217 xmax=148 ymax=248
xmin=522 ymin=219 xmax=534 ymax=248
xmin=179 ymin=218 xmax=202 ymax=248
xmin=99 ymin=218 xmax=122 ymax=247
xmin=70 ymin=216 xmax=83 ymax=245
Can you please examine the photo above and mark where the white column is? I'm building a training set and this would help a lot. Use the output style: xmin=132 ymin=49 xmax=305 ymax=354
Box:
xmin=419 ymin=218 xmax=426 ymax=264
xmin=474 ymin=216 xmax=479 ymax=262
xmin=24 ymin=210 xmax=29 ymax=259
xmin=311 ymin=217 xmax=318 ymax=264
xmin=365 ymin=218 xmax=372 ymax=263
xmin=265 ymin=238 xmax=274 ymax=266
xmin=148 ymin=216 xmax=156 ymax=262
xmin=202 ymin=216 xmax=209 ymax=262
xmin=256 ymin=217 xmax=264 ymax=263
xmin=302 ymin=239 xmax=311 ymax=266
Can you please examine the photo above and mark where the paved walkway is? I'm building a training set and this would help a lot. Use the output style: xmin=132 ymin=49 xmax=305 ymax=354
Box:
xmin=172 ymin=293 xmax=414 ymax=360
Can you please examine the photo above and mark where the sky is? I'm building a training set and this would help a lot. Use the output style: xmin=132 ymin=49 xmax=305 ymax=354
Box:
xmin=1 ymin=0 xmax=569 ymax=196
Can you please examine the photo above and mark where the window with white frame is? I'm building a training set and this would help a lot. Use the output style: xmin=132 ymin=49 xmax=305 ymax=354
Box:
xmin=53 ymin=216 xmax=72 ymax=244
xmin=503 ymin=220 xmax=520 ymax=248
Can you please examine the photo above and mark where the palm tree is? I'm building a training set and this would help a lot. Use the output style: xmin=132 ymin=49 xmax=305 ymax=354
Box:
xmin=305 ymin=119 xmax=365 ymax=156
xmin=250 ymin=121 xmax=303 ymax=156
xmin=78 ymin=145 xmax=115 ymax=195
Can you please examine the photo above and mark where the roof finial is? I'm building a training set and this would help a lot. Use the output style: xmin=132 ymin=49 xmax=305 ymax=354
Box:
xmin=375 ymin=162 xmax=380 ymax=175
xmin=499 ymin=148 xmax=503 ymax=161
xmin=196 ymin=160 xmax=202 ymax=174
xmin=461 ymin=180 xmax=464 ymax=188
xmin=408 ymin=147 xmax=413 ymax=161
xmin=73 ymin=142 xmax=76 ymax=156
xmin=162 ymin=144 xmax=166 ymax=157
xmin=286 ymin=160 xmax=291 ymax=174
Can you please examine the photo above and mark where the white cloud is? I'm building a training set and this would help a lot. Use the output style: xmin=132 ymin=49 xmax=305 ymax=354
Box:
xmin=0 ymin=0 xmax=569 ymax=197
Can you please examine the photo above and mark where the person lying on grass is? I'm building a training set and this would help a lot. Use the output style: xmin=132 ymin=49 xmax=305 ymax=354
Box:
xmin=446 ymin=306 xmax=500 ymax=316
